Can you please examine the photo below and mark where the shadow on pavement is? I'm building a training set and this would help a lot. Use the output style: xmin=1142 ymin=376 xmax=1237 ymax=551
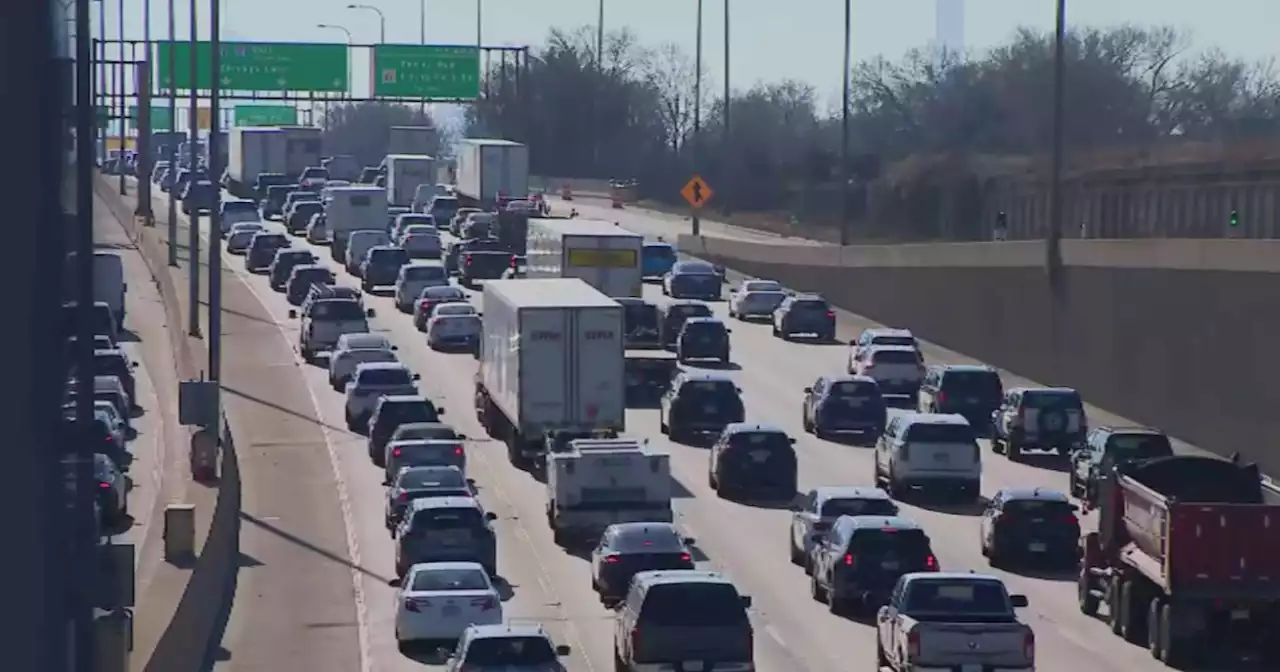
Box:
xmin=240 ymin=511 xmax=394 ymax=584
xmin=220 ymin=385 xmax=356 ymax=438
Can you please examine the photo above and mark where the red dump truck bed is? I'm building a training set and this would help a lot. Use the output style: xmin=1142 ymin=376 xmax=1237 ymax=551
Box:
xmin=1114 ymin=457 xmax=1280 ymax=597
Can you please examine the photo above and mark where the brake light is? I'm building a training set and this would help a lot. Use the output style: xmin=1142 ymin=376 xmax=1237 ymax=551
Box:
xmin=907 ymin=630 xmax=921 ymax=658
xmin=680 ymin=553 xmax=692 ymax=562
xmin=1063 ymin=514 xmax=1078 ymax=525
xmin=843 ymin=553 xmax=854 ymax=566
xmin=630 ymin=627 xmax=640 ymax=652
xmin=404 ymin=597 xmax=426 ymax=612
xmin=396 ymin=492 xmax=409 ymax=503
xmin=465 ymin=254 xmax=472 ymax=266
xmin=936 ymin=391 xmax=947 ymax=405
xmin=98 ymin=482 xmax=111 ymax=489
xmin=471 ymin=595 xmax=498 ymax=611
xmin=925 ymin=554 xmax=938 ymax=570
xmin=604 ymin=555 xmax=620 ymax=564
xmin=455 ymin=447 xmax=464 ymax=456
xmin=509 ymin=255 xmax=518 ymax=268
xmin=826 ymin=310 xmax=835 ymax=318
xmin=1023 ymin=631 xmax=1035 ymax=661
xmin=392 ymin=447 xmax=402 ymax=457
xmin=419 ymin=300 xmax=432 ymax=309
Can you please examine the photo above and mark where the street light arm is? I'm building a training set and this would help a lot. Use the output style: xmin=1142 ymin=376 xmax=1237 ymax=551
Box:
xmin=346 ymin=3 xmax=387 ymax=43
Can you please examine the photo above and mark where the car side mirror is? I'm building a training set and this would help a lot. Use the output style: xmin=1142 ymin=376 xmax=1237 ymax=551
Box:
xmin=466 ymin=478 xmax=476 ymax=485
xmin=740 ymin=595 xmax=752 ymax=608
xmin=802 ymin=387 xmax=812 ymax=393
xmin=390 ymin=345 xmax=398 ymax=351
xmin=287 ymin=309 xmax=297 ymax=318
xmin=555 ymin=644 xmax=571 ymax=656
xmin=484 ymin=512 xmax=497 ymax=521
xmin=682 ymin=536 xmax=696 ymax=545
xmin=387 ymin=577 xmax=401 ymax=588
xmin=436 ymin=408 xmax=446 ymax=415
xmin=789 ymin=437 xmax=796 ymax=444
xmin=1010 ymin=594 xmax=1029 ymax=608
xmin=457 ymin=433 xmax=466 ymax=439
xmin=735 ymin=387 xmax=742 ymax=393
xmin=366 ymin=308 xmax=376 ymax=317
xmin=411 ymin=373 xmax=421 ymax=380
xmin=725 ymin=329 xmax=732 ymax=334
xmin=1071 ymin=504 xmax=1080 ymax=513
xmin=809 ymin=533 xmax=824 ymax=544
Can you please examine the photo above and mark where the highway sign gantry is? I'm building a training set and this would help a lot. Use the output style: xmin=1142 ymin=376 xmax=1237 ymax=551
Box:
xmin=681 ymin=174 xmax=714 ymax=209
xmin=156 ymin=41 xmax=349 ymax=92
xmin=371 ymin=45 xmax=481 ymax=99
xmin=235 ymin=105 xmax=298 ymax=126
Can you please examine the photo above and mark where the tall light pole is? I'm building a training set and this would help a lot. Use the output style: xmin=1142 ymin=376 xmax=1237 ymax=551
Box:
xmin=167 ymin=0 xmax=178 ymax=265
xmin=594 ymin=0 xmax=603 ymax=175
xmin=117 ymin=0 xmax=126 ymax=194
xmin=475 ymin=0 xmax=482 ymax=49
xmin=420 ymin=0 xmax=426 ymax=43
xmin=690 ymin=0 xmax=703 ymax=236
xmin=98 ymin=0 xmax=107 ymax=165
xmin=209 ymin=0 xmax=223 ymax=384
xmin=187 ymin=0 xmax=201 ymax=337
xmin=346 ymin=4 xmax=386 ymax=43
xmin=317 ymin=24 xmax=354 ymax=100
xmin=1048 ymin=0 xmax=1066 ymax=270
xmin=839 ymin=0 xmax=851 ymax=246
xmin=721 ymin=0 xmax=730 ymax=215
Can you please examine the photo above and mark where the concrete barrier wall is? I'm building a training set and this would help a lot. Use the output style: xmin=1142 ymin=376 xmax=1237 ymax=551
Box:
xmin=680 ymin=234 xmax=1280 ymax=474
xmin=93 ymin=176 xmax=241 ymax=672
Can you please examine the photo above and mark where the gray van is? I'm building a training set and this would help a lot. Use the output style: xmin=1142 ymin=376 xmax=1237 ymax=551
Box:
xmin=612 ymin=569 xmax=754 ymax=671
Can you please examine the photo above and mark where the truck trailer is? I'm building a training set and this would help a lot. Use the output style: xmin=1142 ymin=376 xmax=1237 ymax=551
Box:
xmin=226 ymin=126 xmax=287 ymax=199
xmin=388 ymin=125 xmax=438 ymax=156
xmin=1077 ymin=454 xmax=1280 ymax=666
xmin=280 ymin=125 xmax=323 ymax=179
xmin=384 ymin=154 xmax=435 ymax=207
xmin=454 ymin=138 xmax=529 ymax=209
xmin=525 ymin=218 xmax=644 ymax=297
xmin=545 ymin=438 xmax=672 ymax=545
xmin=324 ymin=185 xmax=388 ymax=262
xmin=474 ymin=278 xmax=626 ymax=467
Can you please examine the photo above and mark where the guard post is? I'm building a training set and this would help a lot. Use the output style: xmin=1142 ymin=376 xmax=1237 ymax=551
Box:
xmin=178 ymin=377 xmax=221 ymax=482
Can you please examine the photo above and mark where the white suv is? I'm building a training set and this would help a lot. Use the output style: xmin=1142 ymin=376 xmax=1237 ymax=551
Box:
xmin=874 ymin=412 xmax=981 ymax=501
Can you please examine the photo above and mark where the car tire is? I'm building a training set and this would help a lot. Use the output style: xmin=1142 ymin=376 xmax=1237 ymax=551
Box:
xmin=789 ymin=535 xmax=804 ymax=566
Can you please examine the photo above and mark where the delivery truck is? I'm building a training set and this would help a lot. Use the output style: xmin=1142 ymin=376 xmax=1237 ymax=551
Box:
xmin=388 ymin=125 xmax=438 ymax=156
xmin=384 ymin=154 xmax=435 ymax=207
xmin=280 ymin=125 xmax=323 ymax=178
xmin=545 ymin=438 xmax=673 ymax=545
xmin=226 ymin=126 xmax=286 ymax=199
xmin=525 ymin=218 xmax=644 ymax=297
xmin=474 ymin=278 xmax=626 ymax=467
xmin=454 ymin=138 xmax=529 ymax=209
xmin=324 ymin=185 xmax=388 ymax=262
xmin=1077 ymin=454 xmax=1280 ymax=666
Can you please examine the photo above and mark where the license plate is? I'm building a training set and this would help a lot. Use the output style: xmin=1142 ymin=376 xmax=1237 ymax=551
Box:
xmin=703 ymin=405 xmax=717 ymax=414
xmin=442 ymin=605 xmax=461 ymax=617
xmin=881 ymin=560 xmax=899 ymax=570
xmin=962 ymin=665 xmax=982 ymax=672
xmin=750 ymin=450 xmax=770 ymax=463
xmin=933 ymin=453 xmax=950 ymax=462
xmin=1231 ymin=609 xmax=1250 ymax=620
xmin=682 ymin=663 xmax=704 ymax=672
xmin=1029 ymin=542 xmax=1047 ymax=552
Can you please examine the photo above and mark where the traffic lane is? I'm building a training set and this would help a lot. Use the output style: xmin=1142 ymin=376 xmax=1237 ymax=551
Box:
xmin=150 ymin=197 xmax=366 ymax=672
xmin=641 ymin=283 xmax=1177 ymax=671
xmin=236 ymin=237 xmax=605 ymax=671
xmin=281 ymin=235 xmax=809 ymax=672
xmin=564 ymin=197 xmax=827 ymax=246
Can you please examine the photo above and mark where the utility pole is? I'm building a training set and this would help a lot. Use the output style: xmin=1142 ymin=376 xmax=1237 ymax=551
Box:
xmin=595 ymin=0 xmax=603 ymax=175
xmin=210 ymin=0 xmax=223 ymax=383
xmin=138 ymin=0 xmax=154 ymax=223
xmin=187 ymin=0 xmax=201 ymax=337
xmin=117 ymin=0 xmax=126 ymax=194
xmin=691 ymin=0 xmax=703 ymax=236
xmin=98 ymin=0 xmax=106 ymax=166
xmin=721 ymin=0 xmax=730 ymax=215
xmin=839 ymin=0 xmax=851 ymax=246
xmin=1048 ymin=0 xmax=1066 ymax=273
xmin=167 ymin=0 xmax=178 ymax=265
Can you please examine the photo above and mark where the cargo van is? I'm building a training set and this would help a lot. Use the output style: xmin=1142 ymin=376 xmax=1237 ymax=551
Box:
xmin=93 ymin=252 xmax=126 ymax=325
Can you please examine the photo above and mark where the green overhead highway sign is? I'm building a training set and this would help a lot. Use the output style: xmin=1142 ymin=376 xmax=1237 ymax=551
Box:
xmin=127 ymin=105 xmax=174 ymax=131
xmin=156 ymin=41 xmax=348 ymax=92
xmin=235 ymin=105 xmax=297 ymax=126
xmin=371 ymin=45 xmax=480 ymax=99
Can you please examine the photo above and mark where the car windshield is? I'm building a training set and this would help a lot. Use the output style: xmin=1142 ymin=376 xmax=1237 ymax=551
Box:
xmin=1107 ymin=433 xmax=1173 ymax=459
xmin=62 ymin=305 xmax=115 ymax=337
xmin=903 ymin=579 xmax=1010 ymax=615
xmin=396 ymin=466 xmax=465 ymax=489
xmin=904 ymin=423 xmax=974 ymax=443
xmin=727 ymin=431 xmax=790 ymax=453
xmin=612 ymin=527 xmax=685 ymax=553
xmin=820 ymin=497 xmax=898 ymax=518
xmin=667 ymin=305 xmax=711 ymax=320
xmin=1003 ymin=499 xmax=1074 ymax=517
xmin=398 ymin=215 xmax=433 ymax=228
xmin=682 ymin=321 xmax=724 ymax=336
xmin=677 ymin=262 xmax=716 ymax=275
xmin=435 ymin=304 xmax=475 ymax=316
xmin=302 ymin=168 xmax=326 ymax=179
xmin=404 ymin=265 xmax=446 ymax=281
xmin=942 ymin=371 xmax=1003 ymax=399
xmin=831 ymin=381 xmax=881 ymax=399
xmin=412 ymin=507 xmax=483 ymax=531
xmin=622 ymin=302 xmax=659 ymax=329
xmin=422 ymin=288 xmax=464 ymax=300
xmin=231 ymin=223 xmax=264 ymax=234
xmin=295 ymin=269 xmax=334 ymax=284
xmin=463 ymin=637 xmax=558 ymax=666
xmin=402 ymin=225 xmax=436 ymax=238
xmin=310 ymin=300 xmax=365 ymax=321
xmin=381 ymin=401 xmax=439 ymax=423
xmin=849 ymin=528 xmax=932 ymax=558
xmin=411 ymin=567 xmax=489 ymax=592
xmin=392 ymin=424 xmax=459 ymax=441
xmin=1024 ymin=390 xmax=1083 ymax=411
xmin=344 ymin=350 xmax=397 ymax=367
xmin=252 ymin=234 xmax=288 ymax=249
xmin=679 ymin=380 xmax=737 ymax=399
xmin=638 ymin=583 xmax=749 ymax=626
xmin=871 ymin=350 xmax=920 ymax=365
xmin=356 ymin=368 xmax=413 ymax=386
xmin=743 ymin=280 xmax=782 ymax=291
xmin=741 ymin=291 xmax=787 ymax=309
xmin=370 ymin=248 xmax=410 ymax=266
xmin=223 ymin=201 xmax=255 ymax=213
xmin=294 ymin=202 xmax=322 ymax=215
xmin=92 ymin=353 xmax=129 ymax=377
xmin=791 ymin=300 xmax=829 ymax=312
xmin=873 ymin=335 xmax=917 ymax=347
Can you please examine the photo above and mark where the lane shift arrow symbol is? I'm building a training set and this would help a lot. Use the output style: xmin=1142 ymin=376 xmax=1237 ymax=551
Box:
xmin=692 ymin=182 xmax=703 ymax=204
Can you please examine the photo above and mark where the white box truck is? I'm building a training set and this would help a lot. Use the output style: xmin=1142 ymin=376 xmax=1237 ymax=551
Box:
xmin=388 ymin=125 xmax=438 ymax=156
xmin=385 ymin=154 xmax=435 ymax=207
xmin=546 ymin=438 xmax=673 ymax=544
xmin=226 ymin=126 xmax=286 ymax=198
xmin=455 ymin=138 xmax=529 ymax=209
xmin=324 ymin=186 xmax=388 ymax=262
xmin=525 ymin=218 xmax=644 ymax=298
xmin=280 ymin=125 xmax=323 ymax=180
xmin=475 ymin=278 xmax=626 ymax=466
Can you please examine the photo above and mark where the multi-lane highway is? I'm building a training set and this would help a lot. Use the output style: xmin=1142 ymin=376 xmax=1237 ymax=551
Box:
xmin=141 ymin=180 xmax=1227 ymax=671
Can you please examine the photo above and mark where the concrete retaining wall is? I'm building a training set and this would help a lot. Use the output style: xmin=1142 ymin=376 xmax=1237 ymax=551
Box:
xmin=679 ymin=234 xmax=1280 ymax=474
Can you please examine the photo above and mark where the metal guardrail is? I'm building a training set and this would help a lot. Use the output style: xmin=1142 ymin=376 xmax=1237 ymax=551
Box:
xmin=1263 ymin=475 xmax=1280 ymax=495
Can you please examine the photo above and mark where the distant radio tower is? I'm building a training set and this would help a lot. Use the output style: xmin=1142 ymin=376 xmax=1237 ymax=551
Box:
xmin=935 ymin=0 xmax=965 ymax=55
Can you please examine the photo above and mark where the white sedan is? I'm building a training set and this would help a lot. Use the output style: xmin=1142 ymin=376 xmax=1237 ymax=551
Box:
xmin=305 ymin=214 xmax=328 ymax=244
xmin=728 ymin=288 xmax=788 ymax=321
xmin=328 ymin=347 xmax=399 ymax=391
xmin=394 ymin=561 xmax=503 ymax=648
xmin=426 ymin=304 xmax=481 ymax=350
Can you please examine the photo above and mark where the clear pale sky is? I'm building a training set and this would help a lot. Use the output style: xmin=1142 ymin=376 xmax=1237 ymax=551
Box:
xmin=93 ymin=0 xmax=1279 ymax=132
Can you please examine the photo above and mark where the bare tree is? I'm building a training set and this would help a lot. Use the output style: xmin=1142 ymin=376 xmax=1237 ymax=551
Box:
xmin=643 ymin=42 xmax=700 ymax=154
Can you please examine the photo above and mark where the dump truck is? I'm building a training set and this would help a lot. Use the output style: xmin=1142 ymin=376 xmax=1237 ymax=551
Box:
xmin=1077 ymin=454 xmax=1280 ymax=666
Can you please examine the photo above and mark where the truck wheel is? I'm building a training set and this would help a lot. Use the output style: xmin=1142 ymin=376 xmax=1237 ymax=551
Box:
xmin=1120 ymin=581 xmax=1147 ymax=643
xmin=1077 ymin=565 xmax=1099 ymax=616
xmin=1108 ymin=578 xmax=1126 ymax=635
xmin=613 ymin=648 xmax=628 ymax=672
xmin=1007 ymin=439 xmax=1023 ymax=461
xmin=1147 ymin=597 xmax=1164 ymax=659
xmin=876 ymin=637 xmax=889 ymax=667
xmin=1158 ymin=603 xmax=1189 ymax=666
xmin=801 ymin=411 xmax=813 ymax=433
xmin=991 ymin=437 xmax=1006 ymax=455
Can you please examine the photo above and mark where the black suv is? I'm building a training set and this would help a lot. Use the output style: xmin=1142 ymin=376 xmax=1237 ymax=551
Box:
xmin=268 ymin=249 xmax=317 ymax=291
xmin=802 ymin=374 xmax=886 ymax=442
xmin=1070 ymin=426 xmax=1173 ymax=507
xmin=659 ymin=301 xmax=712 ymax=349
xmin=616 ymin=297 xmax=662 ymax=349
xmin=918 ymin=364 xmax=1004 ymax=435
xmin=708 ymin=423 xmax=798 ymax=501
xmin=359 ymin=246 xmax=410 ymax=291
xmin=980 ymin=487 xmax=1080 ymax=568
xmin=992 ymin=386 xmax=1087 ymax=460
xmin=285 ymin=265 xmax=335 ymax=305
xmin=773 ymin=294 xmax=836 ymax=341
xmin=612 ymin=570 xmax=754 ymax=672
xmin=659 ymin=372 xmax=745 ymax=443
xmin=808 ymin=515 xmax=938 ymax=615
xmin=676 ymin=317 xmax=731 ymax=365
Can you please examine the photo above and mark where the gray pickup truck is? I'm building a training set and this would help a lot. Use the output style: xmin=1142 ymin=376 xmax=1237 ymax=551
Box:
xmin=876 ymin=572 xmax=1035 ymax=671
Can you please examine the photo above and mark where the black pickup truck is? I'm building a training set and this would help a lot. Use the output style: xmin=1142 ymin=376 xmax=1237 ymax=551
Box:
xmin=453 ymin=238 xmax=516 ymax=288
xmin=625 ymin=351 xmax=679 ymax=407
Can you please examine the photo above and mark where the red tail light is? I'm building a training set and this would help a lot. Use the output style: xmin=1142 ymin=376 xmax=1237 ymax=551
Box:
xmin=419 ymin=300 xmax=432 ymax=309
xmin=907 ymin=630 xmax=921 ymax=658
xmin=392 ymin=447 xmax=402 ymax=457
xmin=471 ymin=595 xmax=498 ymax=611
xmin=843 ymin=553 xmax=854 ymax=566
xmin=465 ymin=254 xmax=473 ymax=266
xmin=455 ymin=447 xmax=464 ymax=455
xmin=679 ymin=553 xmax=692 ymax=562
xmin=826 ymin=310 xmax=835 ymax=318
xmin=1063 ymin=514 xmax=1078 ymax=525
xmin=604 ymin=555 xmax=620 ymax=564
xmin=925 ymin=554 xmax=938 ymax=570
xmin=98 ymin=482 xmax=111 ymax=489
xmin=630 ymin=627 xmax=640 ymax=652
xmin=1023 ymin=631 xmax=1036 ymax=661
xmin=936 ymin=391 xmax=947 ymax=405
xmin=509 ymin=255 xmax=518 ymax=268
xmin=396 ymin=492 xmax=409 ymax=503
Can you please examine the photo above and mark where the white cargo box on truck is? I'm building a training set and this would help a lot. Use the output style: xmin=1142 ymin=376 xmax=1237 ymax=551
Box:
xmin=526 ymin=218 xmax=644 ymax=298
xmin=227 ymin=126 xmax=286 ymax=193
xmin=546 ymin=438 xmax=673 ymax=542
xmin=280 ymin=125 xmax=323 ymax=178
xmin=324 ymin=186 xmax=388 ymax=261
xmin=388 ymin=125 xmax=439 ymax=156
xmin=385 ymin=154 xmax=435 ymax=207
xmin=476 ymin=278 xmax=625 ymax=462
xmin=455 ymin=138 xmax=529 ymax=205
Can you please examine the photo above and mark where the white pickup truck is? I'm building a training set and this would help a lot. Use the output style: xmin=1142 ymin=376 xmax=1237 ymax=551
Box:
xmin=876 ymin=572 xmax=1035 ymax=672
xmin=545 ymin=438 xmax=672 ymax=545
